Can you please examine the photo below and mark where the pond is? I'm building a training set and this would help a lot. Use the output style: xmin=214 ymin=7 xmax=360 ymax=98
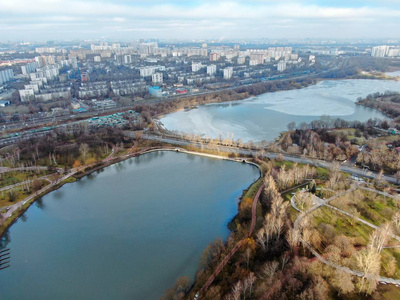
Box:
xmin=0 ymin=151 xmax=259 ymax=299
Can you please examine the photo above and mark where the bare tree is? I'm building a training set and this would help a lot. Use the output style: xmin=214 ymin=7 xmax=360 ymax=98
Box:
xmin=370 ymin=223 xmax=393 ymax=253
xmin=354 ymin=248 xmax=380 ymax=295
xmin=331 ymin=270 xmax=355 ymax=295
xmin=260 ymin=261 xmax=279 ymax=280
xmin=79 ymin=143 xmax=90 ymax=162
xmin=294 ymin=190 xmax=313 ymax=211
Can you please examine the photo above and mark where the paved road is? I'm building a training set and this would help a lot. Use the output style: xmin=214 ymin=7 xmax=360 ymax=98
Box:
xmin=136 ymin=133 xmax=399 ymax=185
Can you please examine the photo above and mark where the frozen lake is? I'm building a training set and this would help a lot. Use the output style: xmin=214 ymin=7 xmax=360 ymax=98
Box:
xmin=161 ymin=79 xmax=400 ymax=142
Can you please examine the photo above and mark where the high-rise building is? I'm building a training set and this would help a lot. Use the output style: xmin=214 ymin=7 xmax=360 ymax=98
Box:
xmin=140 ymin=67 xmax=156 ymax=77
xmin=0 ymin=69 xmax=15 ymax=85
xmin=19 ymin=89 xmax=35 ymax=101
xmin=152 ymin=73 xmax=163 ymax=84
xmin=371 ymin=45 xmax=389 ymax=58
xmin=123 ymin=55 xmax=132 ymax=65
xmin=210 ymin=52 xmax=221 ymax=62
xmin=192 ymin=62 xmax=203 ymax=72
xmin=237 ymin=56 xmax=246 ymax=64
xmin=207 ymin=64 xmax=217 ymax=76
xmin=277 ymin=61 xmax=287 ymax=72
xmin=139 ymin=42 xmax=158 ymax=56
xmin=21 ymin=61 xmax=39 ymax=75
xmin=223 ymin=67 xmax=233 ymax=80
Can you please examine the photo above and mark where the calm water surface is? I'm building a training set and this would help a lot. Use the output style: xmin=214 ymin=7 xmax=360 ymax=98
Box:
xmin=386 ymin=70 xmax=400 ymax=77
xmin=161 ymin=79 xmax=400 ymax=142
xmin=0 ymin=151 xmax=259 ymax=299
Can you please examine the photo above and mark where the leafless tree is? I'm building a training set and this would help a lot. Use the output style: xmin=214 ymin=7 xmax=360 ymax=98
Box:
xmin=260 ymin=261 xmax=279 ymax=280
xmin=354 ymin=248 xmax=380 ymax=295
xmin=79 ymin=143 xmax=90 ymax=162
xmin=370 ymin=223 xmax=393 ymax=253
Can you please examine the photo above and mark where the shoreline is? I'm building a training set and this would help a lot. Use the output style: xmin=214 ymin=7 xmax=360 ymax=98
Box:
xmin=0 ymin=147 xmax=261 ymax=240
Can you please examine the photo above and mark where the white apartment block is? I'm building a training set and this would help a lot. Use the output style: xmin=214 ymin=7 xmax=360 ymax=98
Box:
xmin=0 ymin=69 xmax=14 ymax=85
xmin=152 ymin=73 xmax=163 ymax=84
xmin=223 ymin=67 xmax=233 ymax=80
xmin=123 ymin=55 xmax=132 ymax=64
xmin=371 ymin=45 xmax=389 ymax=58
xmin=192 ymin=62 xmax=203 ymax=72
xmin=21 ymin=61 xmax=39 ymax=75
xmin=207 ymin=64 xmax=217 ymax=76
xmin=277 ymin=61 xmax=287 ymax=72
xmin=140 ymin=67 xmax=156 ymax=77
xmin=19 ymin=89 xmax=35 ymax=101
xmin=24 ymin=84 xmax=39 ymax=93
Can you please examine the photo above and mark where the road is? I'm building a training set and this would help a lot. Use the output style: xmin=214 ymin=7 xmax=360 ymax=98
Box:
xmin=136 ymin=133 xmax=399 ymax=185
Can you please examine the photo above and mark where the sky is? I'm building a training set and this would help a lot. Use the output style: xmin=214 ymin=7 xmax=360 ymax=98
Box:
xmin=1 ymin=0 xmax=400 ymax=41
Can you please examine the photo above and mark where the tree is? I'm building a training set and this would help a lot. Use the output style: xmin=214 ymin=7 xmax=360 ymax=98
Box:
xmin=8 ymin=190 xmax=16 ymax=202
xmin=309 ymin=180 xmax=317 ymax=193
xmin=370 ymin=223 xmax=393 ymax=253
xmin=79 ymin=143 xmax=90 ymax=162
xmin=239 ymin=197 xmax=253 ymax=221
xmin=198 ymin=238 xmax=224 ymax=270
xmin=294 ymin=190 xmax=313 ymax=211
xmin=354 ymin=248 xmax=380 ymax=295
xmin=395 ymin=170 xmax=400 ymax=184
xmin=73 ymin=160 xmax=81 ymax=170
xmin=162 ymin=276 xmax=190 ymax=300
xmin=287 ymin=121 xmax=296 ymax=131
xmin=331 ymin=270 xmax=355 ymax=295
xmin=32 ymin=179 xmax=43 ymax=192
xmin=260 ymin=260 xmax=279 ymax=281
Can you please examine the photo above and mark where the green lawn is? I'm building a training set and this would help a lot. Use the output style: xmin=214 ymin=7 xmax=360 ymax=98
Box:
xmin=330 ymin=189 xmax=399 ymax=227
xmin=311 ymin=206 xmax=374 ymax=251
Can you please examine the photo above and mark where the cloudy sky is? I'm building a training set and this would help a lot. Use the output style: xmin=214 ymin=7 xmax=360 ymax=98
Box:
xmin=1 ymin=0 xmax=400 ymax=41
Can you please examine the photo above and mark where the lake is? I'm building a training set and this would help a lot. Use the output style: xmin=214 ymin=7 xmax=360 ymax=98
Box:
xmin=0 ymin=151 xmax=259 ymax=299
xmin=386 ymin=70 xmax=400 ymax=77
xmin=160 ymin=79 xmax=400 ymax=142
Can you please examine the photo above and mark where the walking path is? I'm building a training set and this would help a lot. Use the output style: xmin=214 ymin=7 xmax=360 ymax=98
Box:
xmin=291 ymin=185 xmax=400 ymax=285
xmin=0 ymin=171 xmax=76 ymax=224
xmin=0 ymin=175 xmax=52 ymax=193
xmin=0 ymin=166 xmax=50 ymax=174
xmin=196 ymin=183 xmax=264 ymax=298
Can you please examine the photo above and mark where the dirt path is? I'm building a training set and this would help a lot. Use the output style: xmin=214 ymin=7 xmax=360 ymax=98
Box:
xmin=196 ymin=183 xmax=264 ymax=298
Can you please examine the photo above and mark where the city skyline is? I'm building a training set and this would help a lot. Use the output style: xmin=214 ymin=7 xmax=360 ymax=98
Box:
xmin=1 ymin=0 xmax=400 ymax=41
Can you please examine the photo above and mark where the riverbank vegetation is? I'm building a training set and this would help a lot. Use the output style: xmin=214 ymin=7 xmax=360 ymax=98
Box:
xmin=167 ymin=158 xmax=400 ymax=300
xmin=133 ymin=78 xmax=317 ymax=123
xmin=356 ymin=91 xmax=400 ymax=124
xmin=277 ymin=116 xmax=400 ymax=175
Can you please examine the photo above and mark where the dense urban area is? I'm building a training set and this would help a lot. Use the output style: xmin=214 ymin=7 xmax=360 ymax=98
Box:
xmin=1 ymin=38 xmax=400 ymax=300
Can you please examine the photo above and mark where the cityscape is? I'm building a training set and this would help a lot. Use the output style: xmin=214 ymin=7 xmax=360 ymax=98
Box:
xmin=1 ymin=0 xmax=400 ymax=299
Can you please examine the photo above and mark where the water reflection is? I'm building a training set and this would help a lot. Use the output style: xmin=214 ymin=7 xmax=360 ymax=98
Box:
xmin=0 ymin=231 xmax=10 ymax=249
xmin=0 ymin=151 xmax=259 ymax=299
xmin=35 ymin=197 xmax=45 ymax=210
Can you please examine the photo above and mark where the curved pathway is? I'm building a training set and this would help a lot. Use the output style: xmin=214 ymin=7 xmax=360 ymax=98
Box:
xmin=137 ymin=133 xmax=400 ymax=185
xmin=291 ymin=185 xmax=400 ymax=285
xmin=196 ymin=183 xmax=264 ymax=298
